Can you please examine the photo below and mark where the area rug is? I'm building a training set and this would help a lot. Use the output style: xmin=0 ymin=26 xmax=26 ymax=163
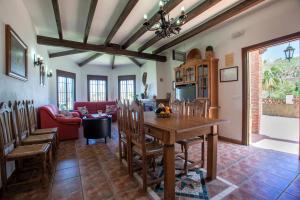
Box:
xmin=154 ymin=168 xmax=209 ymax=200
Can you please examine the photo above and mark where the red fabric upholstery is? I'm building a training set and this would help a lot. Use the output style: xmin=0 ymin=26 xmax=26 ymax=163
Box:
xmin=39 ymin=105 xmax=81 ymax=141
xmin=74 ymin=101 xmax=117 ymax=122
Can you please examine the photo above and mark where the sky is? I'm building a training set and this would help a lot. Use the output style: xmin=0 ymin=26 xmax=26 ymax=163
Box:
xmin=262 ymin=40 xmax=299 ymax=62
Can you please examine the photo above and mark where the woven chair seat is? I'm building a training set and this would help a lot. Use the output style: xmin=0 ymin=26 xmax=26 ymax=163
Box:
xmin=6 ymin=143 xmax=50 ymax=160
xmin=32 ymin=128 xmax=58 ymax=135
xmin=22 ymin=134 xmax=55 ymax=144
xmin=120 ymin=131 xmax=127 ymax=143
xmin=133 ymin=141 xmax=163 ymax=157
xmin=177 ymin=136 xmax=204 ymax=146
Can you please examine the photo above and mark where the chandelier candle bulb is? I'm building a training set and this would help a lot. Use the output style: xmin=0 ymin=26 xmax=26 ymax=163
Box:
xmin=181 ymin=6 xmax=185 ymax=12
xmin=159 ymin=1 xmax=164 ymax=8
xmin=144 ymin=14 xmax=148 ymax=20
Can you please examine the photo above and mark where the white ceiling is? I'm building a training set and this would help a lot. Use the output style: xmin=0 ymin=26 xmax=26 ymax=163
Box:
xmin=23 ymin=0 xmax=250 ymax=67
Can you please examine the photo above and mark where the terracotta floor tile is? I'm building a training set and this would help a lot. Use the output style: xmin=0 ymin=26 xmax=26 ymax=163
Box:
xmin=206 ymin=178 xmax=230 ymax=198
xmin=278 ymin=192 xmax=300 ymax=200
xmin=56 ymin=158 xmax=79 ymax=170
xmin=110 ymin=174 xmax=140 ymax=193
xmin=286 ymin=181 xmax=300 ymax=198
xmin=119 ymin=188 xmax=150 ymax=200
xmin=249 ymin=171 xmax=291 ymax=191
xmin=82 ymin=181 xmax=114 ymax=200
xmin=52 ymin=176 xmax=83 ymax=200
xmin=54 ymin=166 xmax=80 ymax=183
xmin=4 ymin=123 xmax=300 ymax=200
xmin=239 ymin=179 xmax=282 ymax=200
xmin=222 ymin=188 xmax=265 ymax=200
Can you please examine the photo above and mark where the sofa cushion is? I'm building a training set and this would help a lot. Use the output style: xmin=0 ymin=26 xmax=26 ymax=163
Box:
xmin=77 ymin=106 xmax=89 ymax=115
xmin=105 ymin=105 xmax=117 ymax=113
xmin=74 ymin=101 xmax=117 ymax=122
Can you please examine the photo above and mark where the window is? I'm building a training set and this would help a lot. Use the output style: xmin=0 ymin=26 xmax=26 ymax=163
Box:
xmin=56 ymin=70 xmax=76 ymax=110
xmin=87 ymin=75 xmax=108 ymax=102
xmin=118 ymin=75 xmax=136 ymax=101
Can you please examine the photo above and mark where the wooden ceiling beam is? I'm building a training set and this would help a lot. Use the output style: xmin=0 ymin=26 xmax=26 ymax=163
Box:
xmin=49 ymin=49 xmax=85 ymax=58
xmin=138 ymin=0 xmax=223 ymax=52
xmin=129 ymin=57 xmax=142 ymax=67
xmin=83 ymin=0 xmax=98 ymax=43
xmin=78 ymin=53 xmax=103 ymax=67
xmin=153 ymin=0 xmax=265 ymax=54
xmin=37 ymin=35 xmax=167 ymax=62
xmin=122 ymin=0 xmax=183 ymax=49
xmin=111 ymin=55 xmax=116 ymax=69
xmin=51 ymin=0 xmax=63 ymax=39
xmin=105 ymin=0 xmax=139 ymax=45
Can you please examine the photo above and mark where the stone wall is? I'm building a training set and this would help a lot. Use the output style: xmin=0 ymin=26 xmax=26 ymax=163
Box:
xmin=262 ymin=98 xmax=300 ymax=118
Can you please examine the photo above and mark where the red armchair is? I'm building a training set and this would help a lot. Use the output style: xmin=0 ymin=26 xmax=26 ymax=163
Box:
xmin=74 ymin=101 xmax=117 ymax=122
xmin=39 ymin=105 xmax=81 ymax=141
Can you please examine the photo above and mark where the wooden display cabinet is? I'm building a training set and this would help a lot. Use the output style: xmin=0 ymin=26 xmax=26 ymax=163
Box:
xmin=174 ymin=48 xmax=219 ymax=118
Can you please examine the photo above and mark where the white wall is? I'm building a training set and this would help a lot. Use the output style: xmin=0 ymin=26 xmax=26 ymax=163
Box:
xmin=260 ymin=115 xmax=299 ymax=142
xmin=157 ymin=0 xmax=300 ymax=141
xmin=0 ymin=0 xmax=50 ymax=106
xmin=140 ymin=61 xmax=157 ymax=98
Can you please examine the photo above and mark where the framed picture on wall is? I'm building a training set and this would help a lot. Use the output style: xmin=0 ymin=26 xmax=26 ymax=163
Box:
xmin=220 ymin=66 xmax=238 ymax=82
xmin=5 ymin=24 xmax=28 ymax=81
xmin=172 ymin=50 xmax=186 ymax=62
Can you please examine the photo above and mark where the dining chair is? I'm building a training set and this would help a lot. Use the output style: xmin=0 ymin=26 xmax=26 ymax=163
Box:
xmin=25 ymin=100 xmax=59 ymax=146
xmin=128 ymin=101 xmax=163 ymax=192
xmin=176 ymin=99 xmax=208 ymax=174
xmin=169 ymin=99 xmax=184 ymax=114
xmin=117 ymin=100 xmax=126 ymax=161
xmin=13 ymin=101 xmax=57 ymax=157
xmin=0 ymin=102 xmax=51 ymax=190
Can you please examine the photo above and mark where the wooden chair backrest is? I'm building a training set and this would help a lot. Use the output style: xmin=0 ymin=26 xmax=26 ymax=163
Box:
xmin=123 ymin=100 xmax=130 ymax=135
xmin=14 ymin=101 xmax=30 ymax=142
xmin=0 ymin=102 xmax=18 ymax=158
xmin=169 ymin=99 xmax=184 ymax=115
xmin=25 ymin=100 xmax=37 ymax=133
xmin=116 ymin=100 xmax=125 ymax=133
xmin=128 ymin=101 xmax=145 ymax=152
xmin=183 ymin=99 xmax=208 ymax=118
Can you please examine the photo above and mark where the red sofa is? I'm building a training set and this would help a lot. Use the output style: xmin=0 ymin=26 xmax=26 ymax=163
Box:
xmin=39 ymin=105 xmax=82 ymax=141
xmin=74 ymin=101 xmax=117 ymax=122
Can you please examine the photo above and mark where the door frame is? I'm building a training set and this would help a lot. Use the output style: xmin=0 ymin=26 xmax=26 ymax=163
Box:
xmin=241 ymin=32 xmax=300 ymax=158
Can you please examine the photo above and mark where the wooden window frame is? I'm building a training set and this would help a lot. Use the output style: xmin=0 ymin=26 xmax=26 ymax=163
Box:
xmin=87 ymin=75 xmax=108 ymax=101
xmin=118 ymin=75 xmax=136 ymax=100
xmin=56 ymin=70 xmax=76 ymax=109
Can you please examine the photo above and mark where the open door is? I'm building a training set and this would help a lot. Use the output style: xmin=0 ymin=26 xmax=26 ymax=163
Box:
xmin=242 ymin=32 xmax=300 ymax=159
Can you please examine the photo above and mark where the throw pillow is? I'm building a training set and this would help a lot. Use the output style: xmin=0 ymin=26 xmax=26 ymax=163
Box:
xmin=105 ymin=105 xmax=117 ymax=113
xmin=78 ymin=106 xmax=89 ymax=115
xmin=60 ymin=110 xmax=72 ymax=117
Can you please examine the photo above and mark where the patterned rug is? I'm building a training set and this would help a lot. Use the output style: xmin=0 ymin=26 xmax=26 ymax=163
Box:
xmin=154 ymin=168 xmax=209 ymax=199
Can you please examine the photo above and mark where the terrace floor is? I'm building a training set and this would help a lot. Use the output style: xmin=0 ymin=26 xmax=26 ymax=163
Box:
xmin=3 ymin=124 xmax=300 ymax=200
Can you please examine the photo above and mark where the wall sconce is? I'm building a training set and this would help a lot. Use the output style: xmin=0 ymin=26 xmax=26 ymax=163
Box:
xmin=45 ymin=66 xmax=53 ymax=78
xmin=47 ymin=70 xmax=53 ymax=78
xmin=34 ymin=54 xmax=44 ymax=67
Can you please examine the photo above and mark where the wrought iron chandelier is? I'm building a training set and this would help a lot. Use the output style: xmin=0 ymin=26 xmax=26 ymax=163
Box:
xmin=143 ymin=0 xmax=187 ymax=38
xmin=284 ymin=42 xmax=295 ymax=62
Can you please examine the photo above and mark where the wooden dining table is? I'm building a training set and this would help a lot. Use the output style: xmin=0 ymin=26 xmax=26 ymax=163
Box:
xmin=143 ymin=112 xmax=225 ymax=200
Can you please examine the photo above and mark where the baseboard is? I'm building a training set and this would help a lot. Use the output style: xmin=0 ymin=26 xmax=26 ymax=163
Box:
xmin=219 ymin=136 xmax=242 ymax=145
